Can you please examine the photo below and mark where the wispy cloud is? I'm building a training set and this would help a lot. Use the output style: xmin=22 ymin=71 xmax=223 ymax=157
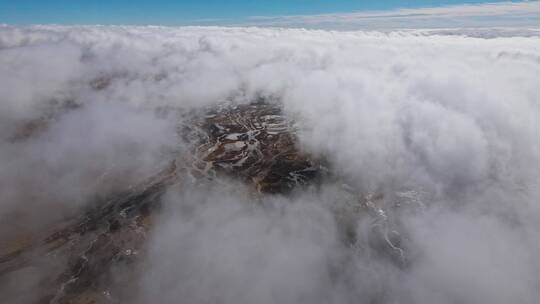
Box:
xmin=229 ymin=1 xmax=540 ymax=29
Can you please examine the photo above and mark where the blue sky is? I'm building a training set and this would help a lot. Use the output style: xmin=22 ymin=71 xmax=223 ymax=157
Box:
xmin=0 ymin=0 xmax=533 ymax=25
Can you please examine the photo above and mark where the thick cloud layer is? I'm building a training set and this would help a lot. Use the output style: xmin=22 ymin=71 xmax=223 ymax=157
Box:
xmin=1 ymin=25 xmax=539 ymax=303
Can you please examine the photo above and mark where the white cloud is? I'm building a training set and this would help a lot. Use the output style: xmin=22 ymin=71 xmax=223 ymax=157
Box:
xmin=0 ymin=25 xmax=540 ymax=303
xmin=238 ymin=1 xmax=540 ymax=30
